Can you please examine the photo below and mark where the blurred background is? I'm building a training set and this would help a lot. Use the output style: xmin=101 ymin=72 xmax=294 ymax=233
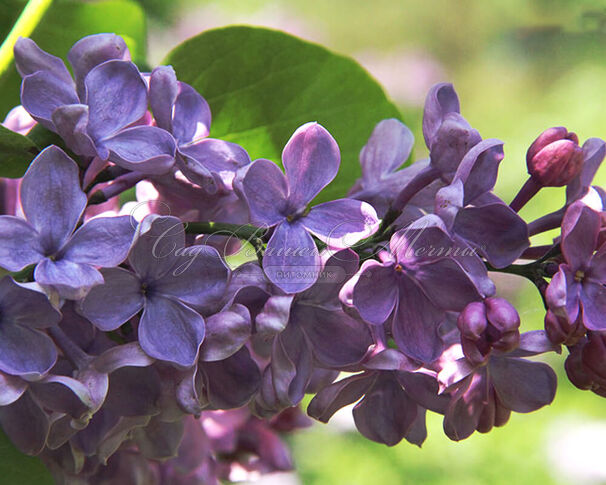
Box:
xmin=131 ymin=1 xmax=606 ymax=484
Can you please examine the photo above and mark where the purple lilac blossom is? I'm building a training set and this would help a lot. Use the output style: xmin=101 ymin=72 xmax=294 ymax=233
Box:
xmin=0 ymin=146 xmax=135 ymax=299
xmin=241 ymin=122 xmax=379 ymax=293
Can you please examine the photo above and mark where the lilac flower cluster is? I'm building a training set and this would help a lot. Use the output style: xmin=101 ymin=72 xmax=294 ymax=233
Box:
xmin=0 ymin=33 xmax=605 ymax=484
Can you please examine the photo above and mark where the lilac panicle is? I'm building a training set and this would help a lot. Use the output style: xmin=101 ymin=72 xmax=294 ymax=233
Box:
xmin=241 ymin=122 xmax=379 ymax=293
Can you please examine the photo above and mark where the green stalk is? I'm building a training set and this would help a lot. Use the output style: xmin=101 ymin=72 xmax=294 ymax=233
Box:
xmin=0 ymin=0 xmax=54 ymax=77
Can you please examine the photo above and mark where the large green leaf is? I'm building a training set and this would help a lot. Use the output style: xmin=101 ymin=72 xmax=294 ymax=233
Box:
xmin=0 ymin=430 xmax=52 ymax=485
xmin=164 ymin=26 xmax=401 ymax=203
xmin=0 ymin=124 xmax=38 ymax=177
xmin=0 ymin=0 xmax=147 ymax=118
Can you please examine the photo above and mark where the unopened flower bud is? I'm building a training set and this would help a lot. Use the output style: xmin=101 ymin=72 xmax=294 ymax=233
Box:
xmin=485 ymin=298 xmax=520 ymax=334
xmin=544 ymin=309 xmax=585 ymax=346
xmin=582 ymin=332 xmax=606 ymax=384
xmin=457 ymin=302 xmax=487 ymax=339
xmin=526 ymin=127 xmax=584 ymax=187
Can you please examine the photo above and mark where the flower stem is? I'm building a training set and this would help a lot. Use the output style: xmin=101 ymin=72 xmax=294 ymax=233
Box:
xmin=509 ymin=177 xmax=541 ymax=212
xmin=0 ymin=0 xmax=54 ymax=77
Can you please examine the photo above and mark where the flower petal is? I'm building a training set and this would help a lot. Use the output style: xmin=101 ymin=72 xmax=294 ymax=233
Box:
xmin=21 ymin=146 xmax=86 ymax=254
xmin=392 ymin=275 xmax=444 ymax=363
xmin=490 ymin=356 xmax=556 ymax=412
xmin=152 ymin=243 xmax=230 ymax=311
xmin=283 ymin=122 xmax=340 ymax=208
xmin=422 ymin=83 xmax=460 ymax=147
xmin=20 ymin=71 xmax=79 ymax=129
xmin=580 ymin=281 xmax=606 ymax=331
xmin=241 ymin=158 xmax=289 ymax=226
xmin=85 ymin=60 xmax=147 ymax=140
xmin=453 ymin=203 xmax=529 ymax=268
xmin=0 ymin=216 xmax=43 ymax=271
xmin=138 ymin=296 xmax=205 ymax=367
xmin=561 ymin=201 xmax=600 ymax=270
xmin=51 ymin=104 xmax=97 ymax=157
xmin=0 ymin=371 xmax=27 ymax=406
xmin=68 ymin=33 xmax=130 ymax=99
xmin=307 ymin=373 xmax=372 ymax=422
xmin=14 ymin=37 xmax=73 ymax=84
xmin=172 ymin=82 xmax=211 ymax=144
xmin=454 ymin=139 xmax=504 ymax=203
xmin=78 ymin=267 xmax=144 ymax=331
xmin=302 ymin=199 xmax=379 ymax=248
xmin=360 ymin=118 xmax=414 ymax=182
xmin=0 ymin=277 xmax=60 ymax=329
xmin=352 ymin=259 xmax=398 ymax=325
xmin=60 ymin=215 xmax=135 ymax=267
xmin=199 ymin=304 xmax=251 ymax=361
xmin=0 ymin=323 xmax=57 ymax=378
xmin=149 ymin=66 xmax=179 ymax=132
xmin=295 ymin=305 xmax=372 ymax=367
xmin=100 ymin=126 xmax=176 ymax=174
xmin=129 ymin=215 xmax=184 ymax=282
xmin=35 ymin=258 xmax=103 ymax=299
xmin=0 ymin=392 xmax=49 ymax=455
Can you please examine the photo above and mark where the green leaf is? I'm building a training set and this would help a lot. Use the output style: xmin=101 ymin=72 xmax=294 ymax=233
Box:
xmin=0 ymin=0 xmax=147 ymax=118
xmin=0 ymin=123 xmax=38 ymax=177
xmin=163 ymin=26 xmax=401 ymax=203
xmin=0 ymin=430 xmax=52 ymax=485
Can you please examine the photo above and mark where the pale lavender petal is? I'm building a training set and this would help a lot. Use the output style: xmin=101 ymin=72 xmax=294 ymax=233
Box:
xmin=172 ymin=82 xmax=211 ymax=143
xmin=179 ymin=139 xmax=250 ymax=190
xmin=199 ymin=304 xmax=251 ymax=361
xmin=149 ymin=66 xmax=178 ymax=132
xmin=51 ymin=104 xmax=97 ymax=156
xmin=0 ymin=323 xmax=57 ymax=377
xmin=393 ymin=276 xmax=444 ymax=363
xmin=139 ymin=295 xmax=205 ymax=367
xmin=302 ymin=199 xmax=379 ymax=248
xmin=581 ymin=281 xmax=606 ymax=331
xmin=60 ymin=216 xmax=134 ymax=266
xmin=129 ymin=215 xmax=184 ymax=283
xmin=422 ymin=83 xmax=460 ymax=147
xmin=85 ymin=60 xmax=147 ymax=140
xmin=20 ymin=71 xmax=79 ymax=129
xmin=152 ymin=243 xmax=229 ymax=310
xmin=0 ymin=392 xmax=48 ymax=455
xmin=352 ymin=260 xmax=398 ymax=325
xmin=241 ymin=158 xmax=289 ymax=226
xmin=68 ymin=33 xmax=130 ymax=99
xmin=453 ymin=204 xmax=529 ymax=268
xmin=35 ymin=258 xmax=103 ymax=299
xmin=21 ymin=146 xmax=86 ymax=253
xmin=100 ymin=126 xmax=176 ymax=174
xmin=263 ymin=221 xmax=320 ymax=294
xmin=567 ymin=138 xmax=606 ymax=203
xmin=429 ymin=113 xmax=481 ymax=177
xmin=283 ymin=122 xmax=340 ymax=208
xmin=490 ymin=357 xmax=556 ymax=412
xmin=360 ymin=119 xmax=414 ymax=182
xmin=14 ymin=37 xmax=72 ymax=84
xmin=0 ymin=216 xmax=43 ymax=271
xmin=561 ymin=201 xmax=599 ymax=270
xmin=79 ymin=267 xmax=144 ymax=331
xmin=93 ymin=342 xmax=154 ymax=373
xmin=256 ymin=295 xmax=294 ymax=336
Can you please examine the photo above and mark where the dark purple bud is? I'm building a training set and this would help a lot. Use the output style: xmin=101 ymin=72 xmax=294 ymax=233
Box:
xmin=544 ymin=309 xmax=585 ymax=346
xmin=582 ymin=332 xmax=606 ymax=384
xmin=485 ymin=297 xmax=520 ymax=335
xmin=526 ymin=127 xmax=584 ymax=187
xmin=457 ymin=302 xmax=487 ymax=340
xmin=565 ymin=342 xmax=594 ymax=391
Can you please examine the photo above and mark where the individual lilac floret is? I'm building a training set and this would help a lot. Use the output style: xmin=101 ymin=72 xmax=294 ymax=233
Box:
xmin=438 ymin=331 xmax=557 ymax=440
xmin=351 ymin=215 xmax=488 ymax=362
xmin=149 ymin=66 xmax=251 ymax=193
xmin=0 ymin=146 xmax=135 ymax=299
xmin=0 ymin=277 xmax=60 ymax=378
xmin=241 ymin=122 xmax=379 ymax=293
xmin=565 ymin=332 xmax=606 ymax=397
xmin=14 ymin=35 xmax=176 ymax=174
xmin=348 ymin=118 xmax=424 ymax=216
xmin=434 ymin=139 xmax=530 ymax=268
xmin=546 ymin=200 xmax=606 ymax=332
xmin=80 ymin=215 xmax=230 ymax=367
